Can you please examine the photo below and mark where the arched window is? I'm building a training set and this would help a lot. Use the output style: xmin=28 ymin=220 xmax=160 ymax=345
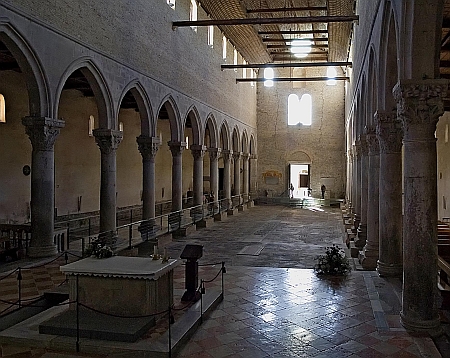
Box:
xmin=0 ymin=94 xmax=5 ymax=123
xmin=190 ymin=0 xmax=197 ymax=31
xmin=299 ymin=94 xmax=312 ymax=126
xmin=288 ymin=93 xmax=312 ymax=126
xmin=288 ymin=94 xmax=300 ymax=125
xmin=264 ymin=67 xmax=274 ymax=87
xmin=327 ymin=67 xmax=337 ymax=86
xmin=208 ymin=25 xmax=214 ymax=47
xmin=88 ymin=115 xmax=95 ymax=136
xmin=222 ymin=36 xmax=227 ymax=60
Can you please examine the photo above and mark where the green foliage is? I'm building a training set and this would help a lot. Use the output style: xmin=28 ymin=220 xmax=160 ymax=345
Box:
xmin=84 ymin=240 xmax=114 ymax=259
xmin=314 ymin=245 xmax=351 ymax=276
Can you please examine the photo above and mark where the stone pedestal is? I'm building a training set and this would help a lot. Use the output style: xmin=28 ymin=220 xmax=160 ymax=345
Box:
xmin=61 ymin=256 xmax=180 ymax=316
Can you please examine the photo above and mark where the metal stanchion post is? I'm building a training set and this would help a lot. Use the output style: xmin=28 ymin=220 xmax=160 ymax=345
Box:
xmin=128 ymin=225 xmax=132 ymax=249
xmin=76 ymin=275 xmax=80 ymax=352
xmin=168 ymin=305 xmax=172 ymax=358
xmin=17 ymin=268 xmax=22 ymax=308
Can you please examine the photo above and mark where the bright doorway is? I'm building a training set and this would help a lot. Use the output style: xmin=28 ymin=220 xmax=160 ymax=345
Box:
xmin=289 ymin=164 xmax=310 ymax=198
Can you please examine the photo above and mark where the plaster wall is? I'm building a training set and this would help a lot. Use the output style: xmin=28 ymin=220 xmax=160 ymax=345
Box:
xmin=0 ymin=71 xmax=31 ymax=223
xmin=256 ymin=67 xmax=346 ymax=199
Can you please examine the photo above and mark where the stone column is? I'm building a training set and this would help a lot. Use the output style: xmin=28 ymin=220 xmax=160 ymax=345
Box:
xmin=376 ymin=111 xmax=403 ymax=277
xmin=222 ymin=150 xmax=232 ymax=209
xmin=347 ymin=148 xmax=354 ymax=208
xmin=242 ymin=153 xmax=250 ymax=202
xmin=137 ymin=135 xmax=160 ymax=219
xmin=190 ymin=145 xmax=206 ymax=207
xmin=394 ymin=79 xmax=447 ymax=332
xmin=93 ymin=129 xmax=123 ymax=244
xmin=209 ymin=148 xmax=221 ymax=204
xmin=352 ymin=142 xmax=361 ymax=227
xmin=360 ymin=125 xmax=380 ymax=269
xmin=233 ymin=152 xmax=242 ymax=204
xmin=355 ymin=136 xmax=368 ymax=248
xmin=169 ymin=141 xmax=186 ymax=212
xmin=22 ymin=116 xmax=64 ymax=257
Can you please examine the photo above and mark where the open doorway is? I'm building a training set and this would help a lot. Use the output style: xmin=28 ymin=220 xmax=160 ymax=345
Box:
xmin=289 ymin=164 xmax=310 ymax=198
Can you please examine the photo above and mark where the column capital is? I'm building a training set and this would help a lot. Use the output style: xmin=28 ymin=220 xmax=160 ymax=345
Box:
xmin=93 ymin=128 xmax=123 ymax=154
xmin=22 ymin=116 xmax=65 ymax=151
xmin=191 ymin=144 xmax=207 ymax=160
xmin=242 ymin=153 xmax=250 ymax=160
xmin=208 ymin=147 xmax=222 ymax=160
xmin=233 ymin=151 xmax=242 ymax=160
xmin=375 ymin=111 xmax=403 ymax=154
xmin=137 ymin=135 xmax=160 ymax=160
xmin=394 ymin=79 xmax=448 ymax=139
xmin=168 ymin=141 xmax=186 ymax=156
xmin=365 ymin=125 xmax=379 ymax=155
xmin=221 ymin=149 xmax=232 ymax=161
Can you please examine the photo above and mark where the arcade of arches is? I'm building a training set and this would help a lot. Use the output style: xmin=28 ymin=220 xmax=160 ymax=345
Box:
xmin=1 ymin=0 xmax=450 ymax=336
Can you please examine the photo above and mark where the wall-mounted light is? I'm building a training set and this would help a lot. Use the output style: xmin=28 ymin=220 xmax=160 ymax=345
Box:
xmin=327 ymin=67 xmax=337 ymax=86
xmin=0 ymin=94 xmax=6 ymax=123
xmin=119 ymin=122 xmax=124 ymax=132
xmin=88 ymin=115 xmax=94 ymax=136
xmin=264 ymin=68 xmax=274 ymax=87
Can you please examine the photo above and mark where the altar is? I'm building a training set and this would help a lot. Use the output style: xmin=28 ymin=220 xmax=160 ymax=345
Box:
xmin=60 ymin=256 xmax=180 ymax=316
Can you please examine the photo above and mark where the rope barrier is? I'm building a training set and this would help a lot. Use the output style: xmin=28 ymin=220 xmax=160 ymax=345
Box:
xmin=78 ymin=302 xmax=170 ymax=319
xmin=0 ymin=301 xmax=18 ymax=315
xmin=0 ymin=267 xmax=19 ymax=281
xmin=202 ymin=267 xmax=223 ymax=283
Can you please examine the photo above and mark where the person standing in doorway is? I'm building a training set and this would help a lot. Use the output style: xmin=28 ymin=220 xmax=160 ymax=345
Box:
xmin=289 ymin=183 xmax=294 ymax=198
xmin=321 ymin=184 xmax=326 ymax=199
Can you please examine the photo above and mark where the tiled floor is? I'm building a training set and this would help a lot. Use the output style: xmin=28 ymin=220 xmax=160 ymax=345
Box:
xmin=0 ymin=204 xmax=445 ymax=357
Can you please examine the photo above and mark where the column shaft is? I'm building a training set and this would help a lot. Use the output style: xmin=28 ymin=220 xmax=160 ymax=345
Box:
xmin=94 ymin=129 xmax=123 ymax=236
xmin=23 ymin=116 xmax=64 ymax=257
xmin=137 ymin=136 xmax=160 ymax=219
xmin=376 ymin=112 xmax=403 ymax=277
xmin=361 ymin=127 xmax=380 ymax=269
xmin=191 ymin=145 xmax=206 ymax=206
xmin=209 ymin=148 xmax=220 ymax=203
xmin=242 ymin=153 xmax=249 ymax=201
xmin=394 ymin=79 xmax=447 ymax=332
xmin=169 ymin=142 xmax=186 ymax=212
xmin=233 ymin=152 xmax=241 ymax=203
xmin=223 ymin=151 xmax=232 ymax=208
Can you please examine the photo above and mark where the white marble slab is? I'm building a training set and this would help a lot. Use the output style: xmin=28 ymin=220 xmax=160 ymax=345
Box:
xmin=60 ymin=256 xmax=180 ymax=280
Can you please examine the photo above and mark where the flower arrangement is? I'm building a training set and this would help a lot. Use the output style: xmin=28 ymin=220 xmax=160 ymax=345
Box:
xmin=314 ymin=245 xmax=351 ymax=276
xmin=85 ymin=240 xmax=114 ymax=259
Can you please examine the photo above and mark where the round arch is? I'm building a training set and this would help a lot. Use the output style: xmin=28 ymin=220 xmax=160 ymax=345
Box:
xmin=118 ymin=80 xmax=154 ymax=137
xmin=219 ymin=121 xmax=231 ymax=150
xmin=232 ymin=127 xmax=240 ymax=152
xmin=55 ymin=57 xmax=113 ymax=129
xmin=241 ymin=130 xmax=249 ymax=153
xmin=184 ymin=105 xmax=202 ymax=146
xmin=0 ymin=21 xmax=49 ymax=117
xmin=205 ymin=113 xmax=219 ymax=148
xmin=157 ymin=95 xmax=182 ymax=142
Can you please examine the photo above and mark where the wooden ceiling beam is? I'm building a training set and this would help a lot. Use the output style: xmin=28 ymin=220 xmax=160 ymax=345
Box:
xmin=173 ymin=15 xmax=359 ymax=28
xmin=221 ymin=61 xmax=352 ymax=69
xmin=259 ymin=30 xmax=328 ymax=35
xmin=247 ymin=7 xmax=327 ymax=14
xmin=236 ymin=77 xmax=349 ymax=83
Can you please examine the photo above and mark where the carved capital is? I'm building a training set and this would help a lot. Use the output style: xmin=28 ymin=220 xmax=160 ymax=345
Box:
xmin=242 ymin=153 xmax=250 ymax=160
xmin=93 ymin=129 xmax=123 ymax=154
xmin=222 ymin=150 xmax=232 ymax=162
xmin=365 ymin=126 xmax=379 ymax=155
xmin=22 ymin=116 xmax=65 ymax=151
xmin=168 ymin=141 xmax=186 ymax=157
xmin=233 ymin=151 xmax=242 ymax=160
xmin=208 ymin=147 xmax=222 ymax=161
xmin=375 ymin=111 xmax=403 ymax=154
xmin=394 ymin=80 xmax=448 ymax=138
xmin=190 ymin=144 xmax=206 ymax=160
xmin=137 ymin=135 xmax=160 ymax=160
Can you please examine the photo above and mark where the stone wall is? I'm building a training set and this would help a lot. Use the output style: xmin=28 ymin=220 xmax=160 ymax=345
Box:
xmin=256 ymin=67 xmax=346 ymax=199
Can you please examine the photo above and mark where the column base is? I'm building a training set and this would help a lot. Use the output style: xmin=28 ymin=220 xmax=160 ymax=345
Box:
xmin=238 ymin=205 xmax=247 ymax=212
xmin=359 ymin=251 xmax=378 ymax=270
xmin=27 ymin=244 xmax=58 ymax=258
xmin=376 ymin=261 xmax=403 ymax=277
xmin=400 ymin=311 xmax=441 ymax=335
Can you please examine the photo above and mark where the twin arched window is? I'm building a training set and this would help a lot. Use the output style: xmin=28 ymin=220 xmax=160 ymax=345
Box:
xmin=288 ymin=93 xmax=312 ymax=126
